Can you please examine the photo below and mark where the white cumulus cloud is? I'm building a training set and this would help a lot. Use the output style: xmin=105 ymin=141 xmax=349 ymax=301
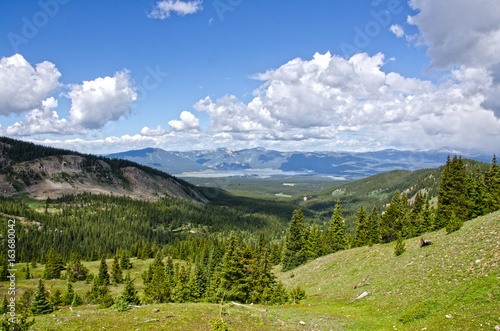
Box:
xmin=4 ymin=97 xmax=83 ymax=136
xmin=168 ymin=111 xmax=200 ymax=131
xmin=192 ymin=51 xmax=500 ymax=153
xmin=148 ymin=0 xmax=203 ymax=19
xmin=390 ymin=24 xmax=405 ymax=38
xmin=408 ymin=0 xmax=500 ymax=116
xmin=141 ymin=125 xmax=167 ymax=136
xmin=68 ymin=70 xmax=137 ymax=130
xmin=0 ymin=54 xmax=61 ymax=116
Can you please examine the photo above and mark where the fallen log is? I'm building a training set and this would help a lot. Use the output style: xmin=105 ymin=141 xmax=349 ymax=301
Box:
xmin=353 ymin=275 xmax=371 ymax=289
xmin=347 ymin=291 xmax=371 ymax=304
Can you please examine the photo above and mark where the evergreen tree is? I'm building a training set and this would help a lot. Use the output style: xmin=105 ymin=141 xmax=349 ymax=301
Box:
xmin=436 ymin=155 xmax=468 ymax=229
xmin=367 ymin=206 xmax=380 ymax=245
xmin=211 ymin=233 xmax=249 ymax=303
xmin=31 ymin=279 xmax=53 ymax=315
xmin=67 ymin=258 xmax=89 ymax=282
xmin=380 ymin=191 xmax=403 ymax=243
xmin=165 ymin=256 xmax=175 ymax=287
xmin=446 ymin=212 xmax=463 ymax=234
xmin=469 ymin=169 xmax=487 ymax=218
xmin=306 ymin=224 xmax=323 ymax=259
xmin=394 ymin=232 xmax=406 ymax=257
xmin=189 ymin=262 xmax=207 ymax=302
xmin=50 ymin=289 xmax=63 ymax=308
xmin=281 ymin=209 xmax=307 ymax=271
xmin=0 ymin=259 xmax=9 ymax=281
xmin=86 ymin=279 xmax=114 ymax=308
xmin=62 ymin=282 xmax=75 ymax=306
xmin=111 ymin=255 xmax=123 ymax=284
xmin=0 ymin=295 xmax=8 ymax=314
xmin=484 ymin=155 xmax=500 ymax=213
xmin=121 ymin=273 xmax=141 ymax=305
xmin=354 ymin=205 xmax=369 ymax=247
xmin=173 ymin=266 xmax=191 ymax=303
xmin=141 ymin=242 xmax=153 ymax=260
xmin=120 ymin=252 xmax=131 ymax=270
xmin=248 ymin=248 xmax=276 ymax=304
xmin=328 ymin=201 xmax=349 ymax=252
xmin=96 ymin=257 xmax=110 ymax=286
xmin=43 ymin=248 xmax=64 ymax=280
xmin=25 ymin=263 xmax=31 ymax=280
xmin=144 ymin=252 xmax=170 ymax=303
xmin=71 ymin=293 xmax=83 ymax=307
xmin=420 ymin=196 xmax=434 ymax=234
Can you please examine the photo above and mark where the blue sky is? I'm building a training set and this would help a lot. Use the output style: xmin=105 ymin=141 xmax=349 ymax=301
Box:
xmin=0 ymin=0 xmax=499 ymax=154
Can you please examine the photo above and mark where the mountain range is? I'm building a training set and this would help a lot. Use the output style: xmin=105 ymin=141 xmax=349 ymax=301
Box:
xmin=107 ymin=147 xmax=492 ymax=179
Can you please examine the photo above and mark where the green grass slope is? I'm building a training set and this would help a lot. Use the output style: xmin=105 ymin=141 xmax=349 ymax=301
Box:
xmin=275 ymin=210 xmax=500 ymax=330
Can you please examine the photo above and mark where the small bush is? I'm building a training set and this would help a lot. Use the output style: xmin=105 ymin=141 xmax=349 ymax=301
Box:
xmin=446 ymin=212 xmax=463 ymax=234
xmin=399 ymin=300 xmax=437 ymax=323
xmin=289 ymin=285 xmax=306 ymax=303
xmin=394 ymin=232 xmax=406 ymax=256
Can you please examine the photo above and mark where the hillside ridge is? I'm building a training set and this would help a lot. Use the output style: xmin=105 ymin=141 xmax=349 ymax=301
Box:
xmin=0 ymin=137 xmax=207 ymax=203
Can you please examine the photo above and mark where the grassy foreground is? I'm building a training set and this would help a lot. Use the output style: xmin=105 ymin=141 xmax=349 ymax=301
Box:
xmin=2 ymin=211 xmax=499 ymax=330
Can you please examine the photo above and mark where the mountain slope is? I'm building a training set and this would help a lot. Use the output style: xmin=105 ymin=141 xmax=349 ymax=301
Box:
xmin=0 ymin=137 xmax=207 ymax=203
xmin=274 ymin=210 xmax=500 ymax=330
xmin=297 ymin=159 xmax=491 ymax=226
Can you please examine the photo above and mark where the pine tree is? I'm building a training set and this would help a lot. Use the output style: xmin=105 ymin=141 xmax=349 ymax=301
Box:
xmin=469 ymin=169 xmax=487 ymax=218
xmin=436 ymin=155 xmax=468 ymax=229
xmin=248 ymin=248 xmax=276 ymax=304
xmin=96 ymin=257 xmax=110 ymax=286
xmin=71 ymin=293 xmax=83 ymax=307
xmin=50 ymin=289 xmax=63 ymax=307
xmin=394 ymin=232 xmax=406 ymax=257
xmin=62 ymin=282 xmax=75 ymax=305
xmin=25 ymin=263 xmax=31 ymax=280
xmin=173 ymin=266 xmax=191 ymax=303
xmin=484 ymin=155 xmax=500 ymax=213
xmin=120 ymin=252 xmax=131 ymax=270
xmin=43 ymin=248 xmax=64 ymax=280
xmin=67 ymin=258 xmax=89 ymax=282
xmin=446 ymin=211 xmax=463 ymax=234
xmin=0 ymin=259 xmax=9 ymax=281
xmin=0 ymin=295 xmax=8 ymax=314
xmin=281 ymin=209 xmax=307 ymax=271
xmin=144 ymin=252 xmax=170 ymax=303
xmin=367 ymin=206 xmax=380 ymax=245
xmin=212 ymin=233 xmax=249 ymax=303
xmin=165 ymin=256 xmax=175 ymax=287
xmin=306 ymin=224 xmax=323 ymax=259
xmin=420 ymin=196 xmax=434 ymax=234
xmin=354 ymin=205 xmax=369 ymax=247
xmin=380 ymin=191 xmax=403 ymax=243
xmin=121 ymin=273 xmax=141 ymax=305
xmin=111 ymin=255 xmax=123 ymax=284
xmin=328 ymin=201 xmax=349 ymax=252
xmin=189 ymin=262 xmax=207 ymax=302
xmin=141 ymin=242 xmax=153 ymax=260
xmin=31 ymin=279 xmax=53 ymax=315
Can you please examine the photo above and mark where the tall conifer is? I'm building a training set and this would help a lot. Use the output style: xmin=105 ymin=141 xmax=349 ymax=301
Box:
xmin=31 ymin=279 xmax=53 ymax=315
xmin=281 ymin=209 xmax=307 ymax=271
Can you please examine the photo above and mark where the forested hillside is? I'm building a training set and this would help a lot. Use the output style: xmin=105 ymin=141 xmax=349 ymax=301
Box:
xmin=0 ymin=137 xmax=205 ymax=202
